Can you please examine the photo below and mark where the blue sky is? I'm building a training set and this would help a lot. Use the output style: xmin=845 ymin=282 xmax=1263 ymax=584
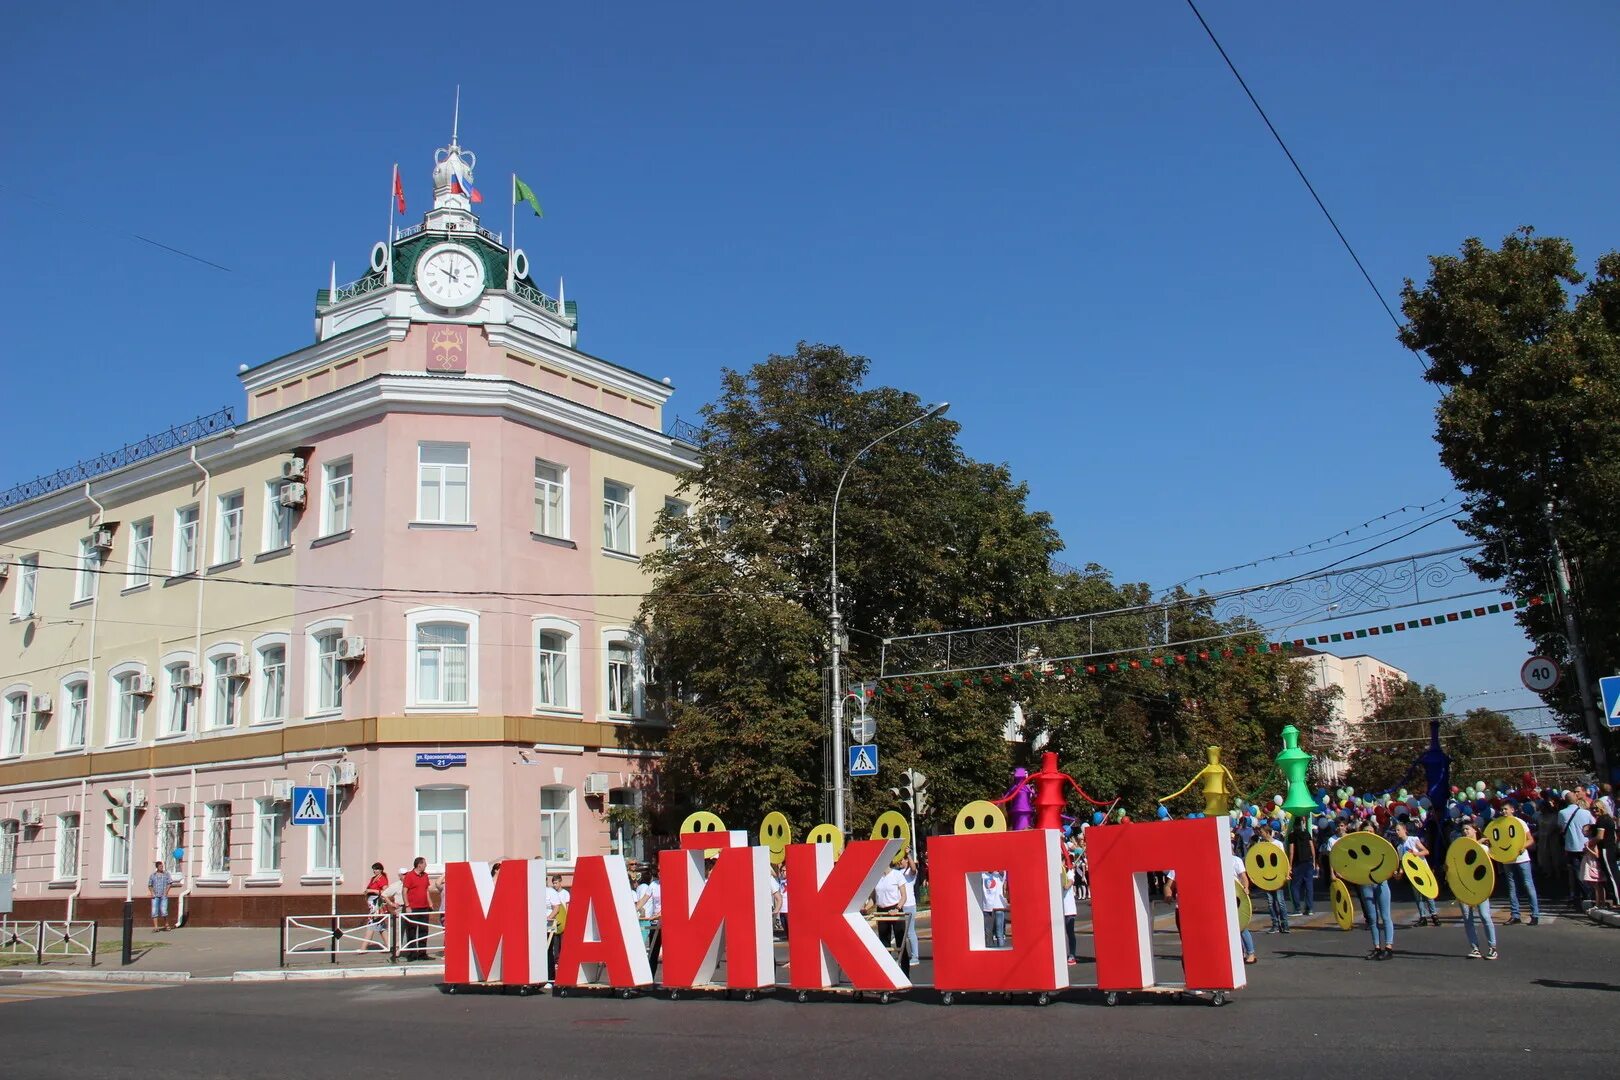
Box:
xmin=5 ymin=1 xmax=1618 ymax=716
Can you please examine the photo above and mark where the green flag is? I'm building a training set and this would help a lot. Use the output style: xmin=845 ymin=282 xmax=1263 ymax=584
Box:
xmin=514 ymin=176 xmax=544 ymax=218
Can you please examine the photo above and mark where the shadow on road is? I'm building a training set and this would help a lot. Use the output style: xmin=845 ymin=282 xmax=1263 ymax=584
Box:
xmin=1533 ymin=979 xmax=1620 ymax=993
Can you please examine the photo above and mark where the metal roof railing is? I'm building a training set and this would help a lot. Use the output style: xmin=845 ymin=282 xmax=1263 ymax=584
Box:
xmin=0 ymin=407 xmax=237 ymax=511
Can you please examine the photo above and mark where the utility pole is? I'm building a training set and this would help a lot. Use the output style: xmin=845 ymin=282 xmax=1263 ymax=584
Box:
xmin=1546 ymin=498 xmax=1610 ymax=782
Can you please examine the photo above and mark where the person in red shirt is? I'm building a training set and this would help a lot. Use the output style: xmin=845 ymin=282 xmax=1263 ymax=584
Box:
xmin=361 ymin=863 xmax=389 ymax=951
xmin=401 ymin=857 xmax=433 ymax=961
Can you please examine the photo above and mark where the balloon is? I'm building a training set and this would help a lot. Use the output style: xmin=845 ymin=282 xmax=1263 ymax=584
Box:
xmin=1273 ymin=794 xmax=1284 ymax=806
xmin=172 ymin=847 xmax=185 ymax=861
xmin=1156 ymin=805 xmax=1170 ymax=820
xmin=1091 ymin=812 xmax=1104 ymax=826
xmin=1345 ymin=788 xmax=1355 ymax=796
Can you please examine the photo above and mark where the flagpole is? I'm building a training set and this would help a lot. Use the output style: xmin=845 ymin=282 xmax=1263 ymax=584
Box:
xmin=386 ymin=163 xmax=398 ymax=284
xmin=508 ymin=173 xmax=517 ymax=291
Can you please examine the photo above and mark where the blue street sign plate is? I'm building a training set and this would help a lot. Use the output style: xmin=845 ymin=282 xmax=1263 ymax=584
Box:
xmin=847 ymin=743 xmax=879 ymax=777
xmin=416 ymin=751 xmax=467 ymax=770
xmin=291 ymin=786 xmax=328 ymax=826
xmin=1601 ymin=675 xmax=1620 ymax=730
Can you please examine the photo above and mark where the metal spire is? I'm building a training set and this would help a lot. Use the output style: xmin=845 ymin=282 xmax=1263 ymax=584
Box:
xmin=451 ymin=85 xmax=461 ymax=146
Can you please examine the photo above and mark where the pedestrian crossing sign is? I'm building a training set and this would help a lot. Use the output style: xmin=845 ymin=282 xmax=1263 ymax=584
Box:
xmin=1601 ymin=675 xmax=1620 ymax=730
xmin=291 ymin=786 xmax=328 ymax=826
xmin=848 ymin=743 xmax=879 ymax=777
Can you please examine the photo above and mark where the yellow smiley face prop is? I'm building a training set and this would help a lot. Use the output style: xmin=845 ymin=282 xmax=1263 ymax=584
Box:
xmin=1484 ymin=816 xmax=1529 ymax=863
xmin=870 ymin=811 xmax=910 ymax=862
xmin=805 ymin=823 xmax=845 ymax=856
xmin=1445 ymin=836 xmax=1496 ymax=907
xmin=1331 ymin=879 xmax=1355 ymax=930
xmin=680 ymin=810 xmax=727 ymax=859
xmin=953 ymin=800 xmax=1008 ymax=836
xmin=1329 ymin=832 xmax=1398 ymax=886
xmin=759 ymin=811 xmax=792 ymax=866
xmin=1244 ymin=843 xmax=1291 ymax=892
xmin=1235 ymin=878 xmax=1253 ymax=926
xmin=1401 ymin=851 xmax=1439 ymax=899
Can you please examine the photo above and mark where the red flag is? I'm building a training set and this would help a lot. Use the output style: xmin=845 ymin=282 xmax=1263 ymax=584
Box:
xmin=393 ymin=165 xmax=406 ymax=214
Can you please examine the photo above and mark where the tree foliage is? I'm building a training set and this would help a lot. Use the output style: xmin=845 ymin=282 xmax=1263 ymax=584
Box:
xmin=1344 ymin=679 xmax=1546 ymax=794
xmin=639 ymin=343 xmax=1339 ymax=841
xmin=1400 ymin=228 xmax=1620 ymax=750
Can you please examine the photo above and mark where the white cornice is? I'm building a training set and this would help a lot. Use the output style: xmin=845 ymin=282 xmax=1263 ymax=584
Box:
xmin=483 ymin=322 xmax=674 ymax=406
xmin=1 ymin=376 xmax=699 ymax=541
xmin=239 ymin=317 xmax=408 ymax=395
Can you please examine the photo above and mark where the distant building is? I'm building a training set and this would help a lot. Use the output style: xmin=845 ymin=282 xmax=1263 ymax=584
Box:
xmin=1293 ymin=650 xmax=1408 ymax=782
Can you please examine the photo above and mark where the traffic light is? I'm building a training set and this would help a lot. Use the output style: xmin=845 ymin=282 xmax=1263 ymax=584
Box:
xmin=891 ymin=768 xmax=928 ymax=818
xmin=104 ymin=787 xmax=127 ymax=838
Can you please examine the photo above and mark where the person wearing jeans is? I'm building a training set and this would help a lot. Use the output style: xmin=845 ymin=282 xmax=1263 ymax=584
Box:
xmin=1457 ymin=823 xmax=1499 ymax=958
xmin=980 ymin=870 xmax=1008 ymax=948
xmin=1287 ymin=823 xmax=1316 ymax=916
xmin=1359 ymin=878 xmax=1395 ymax=959
xmin=1394 ymin=823 xmax=1439 ymax=926
xmin=1499 ymin=804 xmax=1540 ymax=924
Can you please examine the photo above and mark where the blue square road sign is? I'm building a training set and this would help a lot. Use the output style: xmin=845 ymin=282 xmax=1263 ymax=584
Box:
xmin=291 ymin=786 xmax=329 ymax=826
xmin=847 ymin=743 xmax=879 ymax=777
xmin=1600 ymin=675 xmax=1620 ymax=730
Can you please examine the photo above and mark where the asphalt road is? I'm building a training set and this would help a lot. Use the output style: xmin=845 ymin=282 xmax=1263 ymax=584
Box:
xmin=2 ymin=913 xmax=1616 ymax=1079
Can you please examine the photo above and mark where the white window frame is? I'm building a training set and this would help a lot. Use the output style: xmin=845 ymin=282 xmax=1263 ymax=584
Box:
xmin=104 ymin=804 xmax=131 ymax=881
xmin=415 ymin=785 xmax=469 ymax=873
xmin=12 ymin=554 xmax=38 ymax=618
xmin=54 ymin=812 xmax=80 ymax=882
xmin=107 ymin=662 xmax=148 ymax=746
xmin=416 ymin=442 xmax=471 ymax=524
xmin=160 ymin=651 xmax=198 ymax=737
xmin=0 ymin=819 xmax=17 ymax=875
xmin=252 ymin=632 xmax=290 ymax=726
xmin=126 ymin=518 xmax=153 ymax=589
xmin=607 ymin=787 xmax=645 ymax=862
xmin=251 ymin=796 xmax=283 ymax=878
xmin=156 ymin=805 xmax=186 ymax=875
xmin=203 ymin=800 xmax=232 ymax=879
xmin=214 ymin=490 xmax=245 ymax=565
xmin=173 ymin=504 xmax=201 ymax=576
xmin=534 ymin=459 xmax=569 ymax=538
xmin=321 ymin=458 xmax=353 ymax=537
xmin=263 ymin=481 xmax=293 ymax=552
xmin=204 ymin=642 xmax=245 ymax=731
xmin=2 ymin=687 xmax=28 ymax=758
xmin=663 ymin=497 xmax=689 ymax=550
xmin=603 ymin=480 xmax=635 ymax=554
xmin=306 ymin=620 xmax=350 ymax=716
xmin=405 ymin=608 xmax=478 ymax=710
xmin=601 ymin=628 xmax=646 ymax=720
xmin=59 ymin=674 xmax=89 ymax=750
xmin=539 ymin=785 xmax=576 ymax=867
xmin=307 ymin=790 xmax=341 ymax=876
xmin=74 ymin=537 xmax=100 ymax=603
xmin=532 ymin=616 xmax=581 ymax=713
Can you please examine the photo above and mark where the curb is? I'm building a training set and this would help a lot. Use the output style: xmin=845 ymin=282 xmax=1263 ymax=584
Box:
xmin=233 ymin=964 xmax=444 ymax=982
xmin=1586 ymin=907 xmax=1620 ymax=929
xmin=0 ymin=969 xmax=192 ymax=983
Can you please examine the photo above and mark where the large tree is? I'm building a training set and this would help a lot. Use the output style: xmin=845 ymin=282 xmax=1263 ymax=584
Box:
xmin=639 ymin=343 xmax=1337 ymax=842
xmin=1344 ymin=679 xmax=1548 ymax=795
xmin=1400 ymin=228 xmax=1620 ymax=767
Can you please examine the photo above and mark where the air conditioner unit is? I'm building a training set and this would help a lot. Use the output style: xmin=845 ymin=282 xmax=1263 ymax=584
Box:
xmin=133 ymin=674 xmax=157 ymax=696
xmin=31 ymin=693 xmax=53 ymax=715
xmin=175 ymin=665 xmax=201 ymax=689
xmin=91 ymin=526 xmax=115 ymax=551
xmin=270 ymin=778 xmax=292 ymax=801
xmin=336 ymin=636 xmax=366 ymax=662
xmin=20 ymin=807 xmax=42 ymax=827
xmin=334 ymin=761 xmax=358 ymax=786
xmin=129 ymin=788 xmax=147 ymax=809
xmin=281 ymin=456 xmax=308 ymax=481
xmin=278 ymin=482 xmax=307 ymax=509
xmin=0 ymin=560 xmax=9 ymax=583
xmin=223 ymin=654 xmax=249 ymax=679
xmin=583 ymin=772 xmax=611 ymax=796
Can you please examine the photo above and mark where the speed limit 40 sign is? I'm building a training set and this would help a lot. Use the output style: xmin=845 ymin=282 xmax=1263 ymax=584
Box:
xmin=1521 ymin=656 xmax=1562 ymax=693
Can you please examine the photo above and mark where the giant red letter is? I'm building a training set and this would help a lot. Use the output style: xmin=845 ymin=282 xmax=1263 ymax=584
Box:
xmin=1087 ymin=815 xmax=1243 ymax=991
xmin=658 ymin=845 xmax=774 ymax=990
xmin=443 ymin=860 xmax=547 ymax=986
xmin=554 ymin=855 xmax=653 ymax=988
xmin=785 ymin=838 xmax=908 ymax=991
xmin=930 ymin=829 xmax=1065 ymax=992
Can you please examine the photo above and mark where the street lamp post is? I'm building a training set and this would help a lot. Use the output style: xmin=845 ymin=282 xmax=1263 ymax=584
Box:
xmin=829 ymin=401 xmax=950 ymax=833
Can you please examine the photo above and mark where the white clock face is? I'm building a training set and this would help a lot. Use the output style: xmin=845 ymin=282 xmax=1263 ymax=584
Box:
xmin=417 ymin=245 xmax=485 ymax=310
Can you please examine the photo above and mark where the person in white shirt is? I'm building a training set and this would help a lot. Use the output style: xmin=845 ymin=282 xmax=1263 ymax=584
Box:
xmin=900 ymin=855 xmax=920 ymax=964
xmin=634 ymin=868 xmax=662 ymax=975
xmin=980 ymin=870 xmax=1009 ymax=948
xmin=1393 ymin=822 xmax=1439 ymax=926
xmin=1062 ymin=865 xmax=1079 ymax=965
xmin=776 ymin=864 xmax=790 ymax=939
xmin=1498 ymin=802 xmax=1540 ymax=924
xmin=873 ymin=861 xmax=911 ymax=972
xmin=545 ymin=872 xmax=570 ymax=977
xmin=1558 ymin=791 xmax=1596 ymax=904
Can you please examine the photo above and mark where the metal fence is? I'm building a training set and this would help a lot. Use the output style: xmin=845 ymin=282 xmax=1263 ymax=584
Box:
xmin=279 ymin=911 xmax=445 ymax=967
xmin=0 ymin=918 xmax=97 ymax=966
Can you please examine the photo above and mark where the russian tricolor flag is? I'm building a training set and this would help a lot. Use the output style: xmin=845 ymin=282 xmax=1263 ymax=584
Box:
xmin=450 ymin=175 xmax=482 ymax=203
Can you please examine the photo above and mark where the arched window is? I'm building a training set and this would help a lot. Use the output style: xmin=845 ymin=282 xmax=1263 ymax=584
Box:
xmin=108 ymin=663 xmax=149 ymax=745
xmin=600 ymin=629 xmax=645 ymax=719
xmin=2 ymin=688 xmax=28 ymax=758
xmin=59 ymin=675 xmax=89 ymax=750
xmin=533 ymin=617 xmax=580 ymax=712
xmin=540 ymin=785 xmax=575 ymax=866
xmin=406 ymin=609 xmax=478 ymax=709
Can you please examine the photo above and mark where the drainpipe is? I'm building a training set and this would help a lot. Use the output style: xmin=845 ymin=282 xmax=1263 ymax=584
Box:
xmin=68 ymin=778 xmax=87 ymax=923
xmin=81 ymin=484 xmax=105 ymax=922
xmin=188 ymin=448 xmax=210 ymax=745
xmin=178 ymin=766 xmax=197 ymax=928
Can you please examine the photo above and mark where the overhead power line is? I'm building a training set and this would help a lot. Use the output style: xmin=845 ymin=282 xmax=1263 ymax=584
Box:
xmin=1182 ymin=1 xmax=1427 ymax=371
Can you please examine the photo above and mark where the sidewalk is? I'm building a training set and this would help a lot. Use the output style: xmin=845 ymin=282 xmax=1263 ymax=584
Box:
xmin=0 ymin=926 xmax=438 ymax=981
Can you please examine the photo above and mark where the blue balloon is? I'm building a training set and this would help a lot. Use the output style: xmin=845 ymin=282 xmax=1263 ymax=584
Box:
xmin=1091 ymin=811 xmax=1104 ymax=826
xmin=172 ymin=847 xmax=185 ymax=861
xmin=1156 ymin=805 xmax=1170 ymax=820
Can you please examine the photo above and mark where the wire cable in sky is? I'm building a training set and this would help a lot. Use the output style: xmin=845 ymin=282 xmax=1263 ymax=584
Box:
xmin=1182 ymin=1 xmax=1426 ymax=371
xmin=0 ymin=183 xmax=234 ymax=274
